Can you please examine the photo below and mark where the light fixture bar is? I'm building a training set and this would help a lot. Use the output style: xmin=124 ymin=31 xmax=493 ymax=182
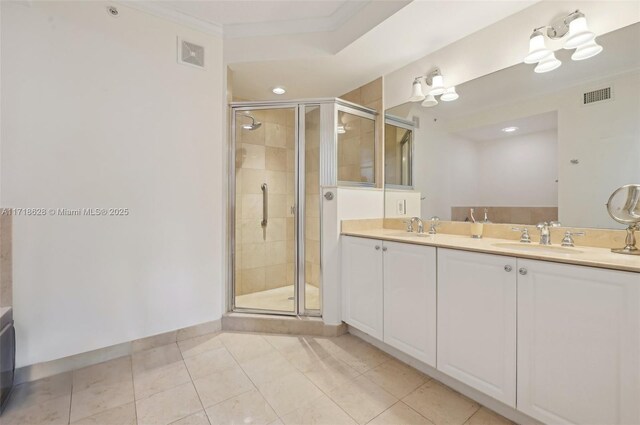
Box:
xmin=546 ymin=10 xmax=580 ymax=39
xmin=407 ymin=67 xmax=459 ymax=106
xmin=524 ymin=9 xmax=602 ymax=72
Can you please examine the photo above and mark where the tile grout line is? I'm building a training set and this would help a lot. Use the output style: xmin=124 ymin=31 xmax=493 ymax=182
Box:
xmin=67 ymin=378 xmax=73 ymax=425
xmin=461 ymin=405 xmax=482 ymax=425
xmin=130 ymin=357 xmax=139 ymax=425
xmin=263 ymin=333 xmax=384 ymax=425
xmin=177 ymin=342 xmax=212 ymax=425
xmin=67 ymin=358 xmax=135 ymax=424
xmin=185 ymin=345 xmax=256 ymax=409
xmin=218 ymin=333 xmax=284 ymax=422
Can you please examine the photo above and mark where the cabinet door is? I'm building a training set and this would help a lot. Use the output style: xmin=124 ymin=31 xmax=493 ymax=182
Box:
xmin=517 ymin=259 xmax=640 ymax=424
xmin=341 ymin=236 xmax=383 ymax=340
xmin=437 ymin=248 xmax=517 ymax=407
xmin=383 ymin=241 xmax=437 ymax=366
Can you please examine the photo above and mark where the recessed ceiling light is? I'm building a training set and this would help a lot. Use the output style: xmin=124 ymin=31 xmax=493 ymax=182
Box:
xmin=502 ymin=126 xmax=519 ymax=133
xmin=272 ymin=87 xmax=286 ymax=95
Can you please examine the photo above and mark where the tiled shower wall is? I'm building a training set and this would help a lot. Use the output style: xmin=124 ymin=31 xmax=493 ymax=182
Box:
xmin=235 ymin=109 xmax=296 ymax=296
xmin=340 ymin=77 xmax=384 ymax=187
xmin=384 ymin=124 xmax=401 ymax=185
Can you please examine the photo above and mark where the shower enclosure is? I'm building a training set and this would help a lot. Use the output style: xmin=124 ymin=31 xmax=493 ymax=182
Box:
xmin=230 ymin=99 xmax=377 ymax=316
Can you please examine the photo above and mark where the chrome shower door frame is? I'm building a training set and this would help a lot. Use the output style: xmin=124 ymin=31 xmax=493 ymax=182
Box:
xmin=229 ymin=102 xmax=321 ymax=317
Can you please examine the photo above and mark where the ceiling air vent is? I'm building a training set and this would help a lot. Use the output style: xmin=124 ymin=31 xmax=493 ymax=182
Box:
xmin=583 ymin=87 xmax=611 ymax=105
xmin=178 ymin=37 xmax=205 ymax=69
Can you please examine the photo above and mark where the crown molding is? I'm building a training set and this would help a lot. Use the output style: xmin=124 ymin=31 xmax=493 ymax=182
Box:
xmin=115 ymin=1 xmax=369 ymax=39
xmin=115 ymin=1 xmax=223 ymax=36
xmin=223 ymin=1 xmax=369 ymax=39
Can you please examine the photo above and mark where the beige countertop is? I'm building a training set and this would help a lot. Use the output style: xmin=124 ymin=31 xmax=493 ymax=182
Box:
xmin=342 ymin=228 xmax=640 ymax=274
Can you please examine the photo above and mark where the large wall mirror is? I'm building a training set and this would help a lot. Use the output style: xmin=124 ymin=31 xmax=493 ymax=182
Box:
xmin=385 ymin=23 xmax=640 ymax=229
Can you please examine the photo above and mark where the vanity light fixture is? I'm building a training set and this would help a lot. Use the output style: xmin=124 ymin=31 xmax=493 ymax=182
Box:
xmin=409 ymin=78 xmax=426 ymax=102
xmin=337 ymin=125 xmax=347 ymax=134
xmin=440 ymin=87 xmax=459 ymax=102
xmin=501 ymin=126 xmax=519 ymax=133
xmin=408 ymin=68 xmax=459 ymax=106
xmin=524 ymin=29 xmax=552 ymax=64
xmin=429 ymin=74 xmax=446 ymax=96
xmin=421 ymin=94 xmax=438 ymax=107
xmin=571 ymin=40 xmax=603 ymax=61
xmin=272 ymin=86 xmax=286 ymax=95
xmin=563 ymin=13 xmax=596 ymax=49
xmin=535 ymin=52 xmax=562 ymax=73
xmin=524 ymin=10 xmax=602 ymax=73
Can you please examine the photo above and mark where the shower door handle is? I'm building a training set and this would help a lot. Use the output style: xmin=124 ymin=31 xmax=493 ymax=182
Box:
xmin=261 ymin=183 xmax=268 ymax=227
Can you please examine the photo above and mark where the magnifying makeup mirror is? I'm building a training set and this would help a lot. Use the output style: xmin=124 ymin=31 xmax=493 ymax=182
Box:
xmin=606 ymin=184 xmax=640 ymax=255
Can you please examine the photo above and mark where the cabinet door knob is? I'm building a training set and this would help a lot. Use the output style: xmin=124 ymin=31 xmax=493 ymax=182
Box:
xmin=375 ymin=245 xmax=381 ymax=250
xmin=504 ymin=265 xmax=512 ymax=272
xmin=382 ymin=247 xmax=388 ymax=252
xmin=519 ymin=268 xmax=528 ymax=275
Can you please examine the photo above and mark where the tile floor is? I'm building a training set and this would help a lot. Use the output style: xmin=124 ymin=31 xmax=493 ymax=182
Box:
xmin=2 ymin=331 xmax=515 ymax=425
xmin=235 ymin=284 xmax=320 ymax=312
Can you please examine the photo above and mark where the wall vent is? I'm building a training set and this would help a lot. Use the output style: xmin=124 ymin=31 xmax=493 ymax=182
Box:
xmin=583 ymin=87 xmax=611 ymax=105
xmin=178 ymin=38 xmax=205 ymax=69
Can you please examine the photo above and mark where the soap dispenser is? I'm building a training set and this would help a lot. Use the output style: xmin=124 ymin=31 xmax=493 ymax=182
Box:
xmin=470 ymin=208 xmax=484 ymax=239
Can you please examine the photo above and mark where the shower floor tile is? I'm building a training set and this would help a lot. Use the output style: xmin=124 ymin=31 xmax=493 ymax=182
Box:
xmin=235 ymin=284 xmax=320 ymax=312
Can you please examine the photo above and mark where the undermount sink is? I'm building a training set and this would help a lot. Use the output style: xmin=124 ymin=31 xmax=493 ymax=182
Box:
xmin=492 ymin=242 xmax=583 ymax=254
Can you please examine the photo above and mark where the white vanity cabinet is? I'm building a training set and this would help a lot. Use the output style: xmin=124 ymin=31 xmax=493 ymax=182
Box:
xmin=341 ymin=234 xmax=640 ymax=424
xmin=437 ymin=248 xmax=517 ymax=407
xmin=341 ymin=237 xmax=437 ymax=364
xmin=517 ymin=259 xmax=640 ymax=425
xmin=383 ymin=241 xmax=437 ymax=366
xmin=341 ymin=236 xmax=384 ymax=339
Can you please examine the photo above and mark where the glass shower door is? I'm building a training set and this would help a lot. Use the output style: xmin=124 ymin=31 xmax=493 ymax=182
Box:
xmin=302 ymin=105 xmax=321 ymax=313
xmin=233 ymin=107 xmax=297 ymax=313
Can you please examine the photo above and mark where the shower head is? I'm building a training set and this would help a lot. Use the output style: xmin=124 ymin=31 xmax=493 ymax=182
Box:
xmin=241 ymin=114 xmax=262 ymax=131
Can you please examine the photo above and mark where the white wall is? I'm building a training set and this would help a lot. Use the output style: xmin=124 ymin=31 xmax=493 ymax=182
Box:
xmin=384 ymin=1 xmax=640 ymax=109
xmin=558 ymin=72 xmax=640 ymax=228
xmin=477 ymin=130 xmax=558 ymax=207
xmin=336 ymin=187 xmax=384 ymax=220
xmin=384 ymin=189 xmax=421 ymax=218
xmin=1 ymin=2 xmax=225 ymax=367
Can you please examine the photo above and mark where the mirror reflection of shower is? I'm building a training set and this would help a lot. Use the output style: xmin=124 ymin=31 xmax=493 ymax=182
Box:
xmin=241 ymin=113 xmax=262 ymax=130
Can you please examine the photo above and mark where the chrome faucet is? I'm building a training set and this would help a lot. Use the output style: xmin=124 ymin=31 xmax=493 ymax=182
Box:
xmin=403 ymin=217 xmax=424 ymax=233
xmin=561 ymin=230 xmax=585 ymax=247
xmin=512 ymin=227 xmax=532 ymax=243
xmin=410 ymin=217 xmax=425 ymax=234
xmin=428 ymin=216 xmax=440 ymax=235
xmin=536 ymin=221 xmax=562 ymax=245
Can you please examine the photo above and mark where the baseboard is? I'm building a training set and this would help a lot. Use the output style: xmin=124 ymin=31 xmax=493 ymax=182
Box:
xmin=222 ymin=312 xmax=347 ymax=337
xmin=347 ymin=326 xmax=543 ymax=425
xmin=15 ymin=319 xmax=221 ymax=385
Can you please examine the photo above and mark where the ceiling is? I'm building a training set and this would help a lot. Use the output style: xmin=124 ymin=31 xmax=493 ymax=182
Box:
xmin=128 ymin=1 xmax=538 ymax=101
xmin=227 ymin=0 xmax=539 ymax=100
xmin=162 ymin=1 xmax=350 ymax=26
xmin=452 ymin=111 xmax=558 ymax=142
